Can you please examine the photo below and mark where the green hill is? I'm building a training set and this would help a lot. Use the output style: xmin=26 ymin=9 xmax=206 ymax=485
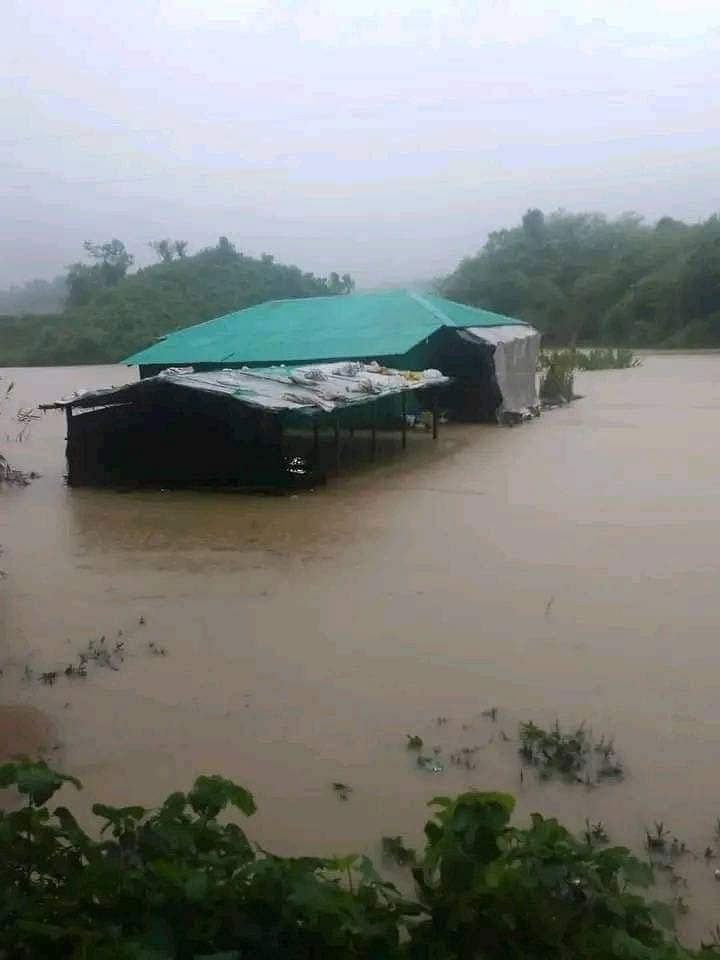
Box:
xmin=0 ymin=239 xmax=353 ymax=366
xmin=441 ymin=210 xmax=720 ymax=347
xmin=4 ymin=211 xmax=720 ymax=367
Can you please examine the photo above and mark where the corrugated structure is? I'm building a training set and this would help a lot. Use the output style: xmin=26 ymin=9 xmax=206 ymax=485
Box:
xmin=44 ymin=291 xmax=542 ymax=491
xmin=49 ymin=362 xmax=448 ymax=417
xmin=124 ymin=291 xmax=527 ymax=369
xmin=45 ymin=362 xmax=450 ymax=488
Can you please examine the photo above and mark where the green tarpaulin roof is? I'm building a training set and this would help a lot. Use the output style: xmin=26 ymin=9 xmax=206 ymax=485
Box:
xmin=124 ymin=290 xmax=527 ymax=367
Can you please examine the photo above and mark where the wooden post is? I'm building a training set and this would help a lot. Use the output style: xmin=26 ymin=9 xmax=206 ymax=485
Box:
xmin=313 ymin=420 xmax=319 ymax=464
xmin=334 ymin=416 xmax=340 ymax=474
xmin=370 ymin=404 xmax=377 ymax=461
xmin=401 ymin=392 xmax=407 ymax=450
xmin=432 ymin=391 xmax=438 ymax=440
xmin=65 ymin=406 xmax=73 ymax=485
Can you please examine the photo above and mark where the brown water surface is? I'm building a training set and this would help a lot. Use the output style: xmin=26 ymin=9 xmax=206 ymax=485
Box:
xmin=1 ymin=357 xmax=720 ymax=938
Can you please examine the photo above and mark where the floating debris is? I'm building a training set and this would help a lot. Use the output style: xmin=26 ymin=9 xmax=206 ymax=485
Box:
xmin=417 ymin=755 xmax=444 ymax=773
xmin=332 ymin=782 xmax=352 ymax=801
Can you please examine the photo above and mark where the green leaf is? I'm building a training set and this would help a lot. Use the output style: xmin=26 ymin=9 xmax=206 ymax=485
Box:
xmin=194 ymin=954 xmax=240 ymax=960
xmin=92 ymin=803 xmax=146 ymax=822
xmin=13 ymin=762 xmax=81 ymax=806
xmin=619 ymin=856 xmax=654 ymax=889
xmin=648 ymin=899 xmax=677 ymax=931
xmin=0 ymin=761 xmax=18 ymax=788
xmin=185 ymin=871 xmax=209 ymax=901
xmin=160 ymin=791 xmax=187 ymax=817
xmin=188 ymin=776 xmax=256 ymax=818
xmin=15 ymin=920 xmax=69 ymax=941
xmin=54 ymin=805 xmax=92 ymax=847
xmin=610 ymin=929 xmax=656 ymax=959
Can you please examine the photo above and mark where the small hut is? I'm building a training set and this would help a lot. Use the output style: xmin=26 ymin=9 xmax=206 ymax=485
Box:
xmin=44 ymin=363 xmax=449 ymax=488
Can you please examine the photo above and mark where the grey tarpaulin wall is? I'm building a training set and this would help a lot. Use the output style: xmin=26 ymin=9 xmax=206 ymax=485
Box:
xmin=462 ymin=325 xmax=541 ymax=416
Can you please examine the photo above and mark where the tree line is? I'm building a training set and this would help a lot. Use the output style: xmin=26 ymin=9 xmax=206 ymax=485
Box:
xmin=441 ymin=209 xmax=720 ymax=347
xmin=2 ymin=209 xmax=720 ymax=365
xmin=0 ymin=237 xmax=355 ymax=365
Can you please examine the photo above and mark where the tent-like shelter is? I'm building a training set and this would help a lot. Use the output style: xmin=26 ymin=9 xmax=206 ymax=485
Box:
xmin=125 ymin=291 xmax=540 ymax=421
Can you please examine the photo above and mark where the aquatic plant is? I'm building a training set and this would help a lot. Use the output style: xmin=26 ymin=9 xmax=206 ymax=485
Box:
xmin=538 ymin=351 xmax=577 ymax=404
xmin=538 ymin=347 xmax=639 ymax=405
xmin=519 ymin=720 xmax=624 ymax=784
xmin=332 ymin=781 xmax=352 ymax=801
xmin=575 ymin=347 xmax=641 ymax=370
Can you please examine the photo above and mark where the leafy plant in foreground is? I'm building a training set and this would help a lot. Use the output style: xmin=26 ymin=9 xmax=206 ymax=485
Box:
xmin=0 ymin=761 xmax=714 ymax=959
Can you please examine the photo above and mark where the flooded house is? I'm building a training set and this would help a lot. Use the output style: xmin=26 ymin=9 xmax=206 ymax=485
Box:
xmin=46 ymin=291 xmax=540 ymax=488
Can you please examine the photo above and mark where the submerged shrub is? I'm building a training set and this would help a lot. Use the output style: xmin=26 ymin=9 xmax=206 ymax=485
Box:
xmin=576 ymin=347 xmax=641 ymax=370
xmin=519 ymin=720 xmax=624 ymax=784
xmin=539 ymin=350 xmax=577 ymax=403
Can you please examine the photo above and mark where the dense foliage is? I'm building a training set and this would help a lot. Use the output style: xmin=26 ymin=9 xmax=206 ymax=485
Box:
xmin=0 ymin=238 xmax=353 ymax=366
xmin=0 ymin=276 xmax=66 ymax=316
xmin=442 ymin=209 xmax=720 ymax=347
xmin=1 ymin=760 xmax=714 ymax=959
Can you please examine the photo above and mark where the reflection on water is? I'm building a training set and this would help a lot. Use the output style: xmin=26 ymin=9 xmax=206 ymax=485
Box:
xmin=2 ymin=356 xmax=720 ymax=940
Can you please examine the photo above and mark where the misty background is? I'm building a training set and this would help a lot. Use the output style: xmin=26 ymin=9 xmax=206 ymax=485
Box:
xmin=2 ymin=0 xmax=719 ymax=293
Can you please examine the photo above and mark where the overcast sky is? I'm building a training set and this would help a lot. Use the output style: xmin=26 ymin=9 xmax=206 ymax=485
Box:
xmin=2 ymin=0 xmax=719 ymax=288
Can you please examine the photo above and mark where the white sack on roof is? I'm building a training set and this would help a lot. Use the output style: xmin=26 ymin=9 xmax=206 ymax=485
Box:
xmin=464 ymin=325 xmax=541 ymax=417
xmin=47 ymin=362 xmax=449 ymax=416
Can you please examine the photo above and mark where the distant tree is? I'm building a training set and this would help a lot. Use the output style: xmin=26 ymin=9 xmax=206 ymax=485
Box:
xmin=0 ymin=275 xmax=66 ymax=315
xmin=83 ymin=239 xmax=133 ymax=286
xmin=66 ymin=240 xmax=133 ymax=307
xmin=148 ymin=239 xmax=175 ymax=263
xmin=216 ymin=236 xmax=236 ymax=257
xmin=655 ymin=216 xmax=686 ymax=232
xmin=441 ymin=209 xmax=720 ymax=345
xmin=522 ymin=208 xmax=545 ymax=242
xmin=65 ymin=263 xmax=97 ymax=308
xmin=149 ymin=239 xmax=190 ymax=262
xmin=326 ymin=272 xmax=355 ymax=295
xmin=2 ymin=244 xmax=356 ymax=365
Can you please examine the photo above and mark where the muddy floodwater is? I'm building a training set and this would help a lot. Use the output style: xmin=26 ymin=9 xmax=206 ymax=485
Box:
xmin=2 ymin=355 xmax=720 ymax=939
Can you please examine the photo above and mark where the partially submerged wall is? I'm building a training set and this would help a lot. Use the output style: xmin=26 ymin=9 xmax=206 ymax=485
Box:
xmin=66 ymin=388 xmax=287 ymax=488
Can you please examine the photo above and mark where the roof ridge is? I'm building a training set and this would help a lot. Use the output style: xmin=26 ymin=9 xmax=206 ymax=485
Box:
xmin=407 ymin=291 xmax=453 ymax=326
